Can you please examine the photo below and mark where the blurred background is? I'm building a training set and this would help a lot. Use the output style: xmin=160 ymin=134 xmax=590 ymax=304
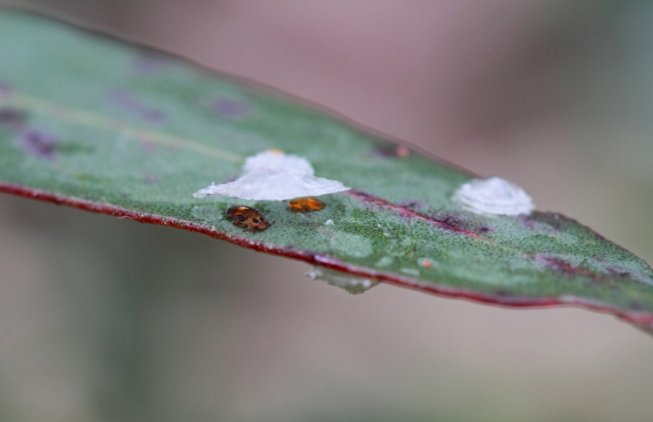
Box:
xmin=1 ymin=1 xmax=652 ymax=420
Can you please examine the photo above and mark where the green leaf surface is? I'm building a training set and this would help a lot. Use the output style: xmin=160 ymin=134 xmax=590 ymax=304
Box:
xmin=1 ymin=9 xmax=652 ymax=332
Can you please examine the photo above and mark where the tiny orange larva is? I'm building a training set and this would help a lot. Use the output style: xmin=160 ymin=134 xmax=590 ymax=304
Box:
xmin=226 ymin=205 xmax=271 ymax=232
xmin=287 ymin=197 xmax=325 ymax=213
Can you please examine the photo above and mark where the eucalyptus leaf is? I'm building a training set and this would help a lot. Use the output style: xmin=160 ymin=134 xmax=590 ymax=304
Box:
xmin=1 ymin=9 xmax=652 ymax=333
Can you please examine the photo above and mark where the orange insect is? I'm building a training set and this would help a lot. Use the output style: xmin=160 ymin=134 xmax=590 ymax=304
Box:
xmin=226 ymin=205 xmax=271 ymax=232
xmin=287 ymin=197 xmax=325 ymax=213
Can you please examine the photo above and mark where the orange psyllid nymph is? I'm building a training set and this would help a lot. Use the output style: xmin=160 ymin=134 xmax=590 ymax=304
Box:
xmin=287 ymin=197 xmax=325 ymax=213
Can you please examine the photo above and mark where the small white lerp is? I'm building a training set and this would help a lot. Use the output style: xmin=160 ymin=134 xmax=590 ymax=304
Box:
xmin=453 ymin=176 xmax=534 ymax=216
xmin=193 ymin=150 xmax=350 ymax=201
xmin=307 ymin=267 xmax=378 ymax=294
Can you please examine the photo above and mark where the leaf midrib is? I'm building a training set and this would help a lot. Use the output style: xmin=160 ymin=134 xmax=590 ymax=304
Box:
xmin=0 ymin=90 xmax=242 ymax=162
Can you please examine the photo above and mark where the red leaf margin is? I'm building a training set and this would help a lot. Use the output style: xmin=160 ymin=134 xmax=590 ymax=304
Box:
xmin=2 ymin=182 xmax=652 ymax=334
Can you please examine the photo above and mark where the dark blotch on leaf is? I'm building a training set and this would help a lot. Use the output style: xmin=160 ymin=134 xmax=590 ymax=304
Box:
xmin=20 ymin=129 xmax=57 ymax=160
xmin=0 ymin=108 xmax=27 ymax=130
xmin=373 ymin=143 xmax=410 ymax=159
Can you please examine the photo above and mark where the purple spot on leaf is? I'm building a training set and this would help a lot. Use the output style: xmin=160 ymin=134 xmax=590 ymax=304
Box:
xmin=106 ymin=89 xmax=166 ymax=124
xmin=373 ymin=143 xmax=410 ymax=159
xmin=0 ymin=108 xmax=27 ymax=129
xmin=20 ymin=129 xmax=57 ymax=160
xmin=212 ymin=99 xmax=249 ymax=119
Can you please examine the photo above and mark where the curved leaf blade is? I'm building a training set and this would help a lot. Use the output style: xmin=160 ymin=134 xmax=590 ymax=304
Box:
xmin=1 ymin=9 xmax=652 ymax=332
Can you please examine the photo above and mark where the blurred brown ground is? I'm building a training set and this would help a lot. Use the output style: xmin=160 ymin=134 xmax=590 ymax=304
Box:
xmin=0 ymin=1 xmax=652 ymax=421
